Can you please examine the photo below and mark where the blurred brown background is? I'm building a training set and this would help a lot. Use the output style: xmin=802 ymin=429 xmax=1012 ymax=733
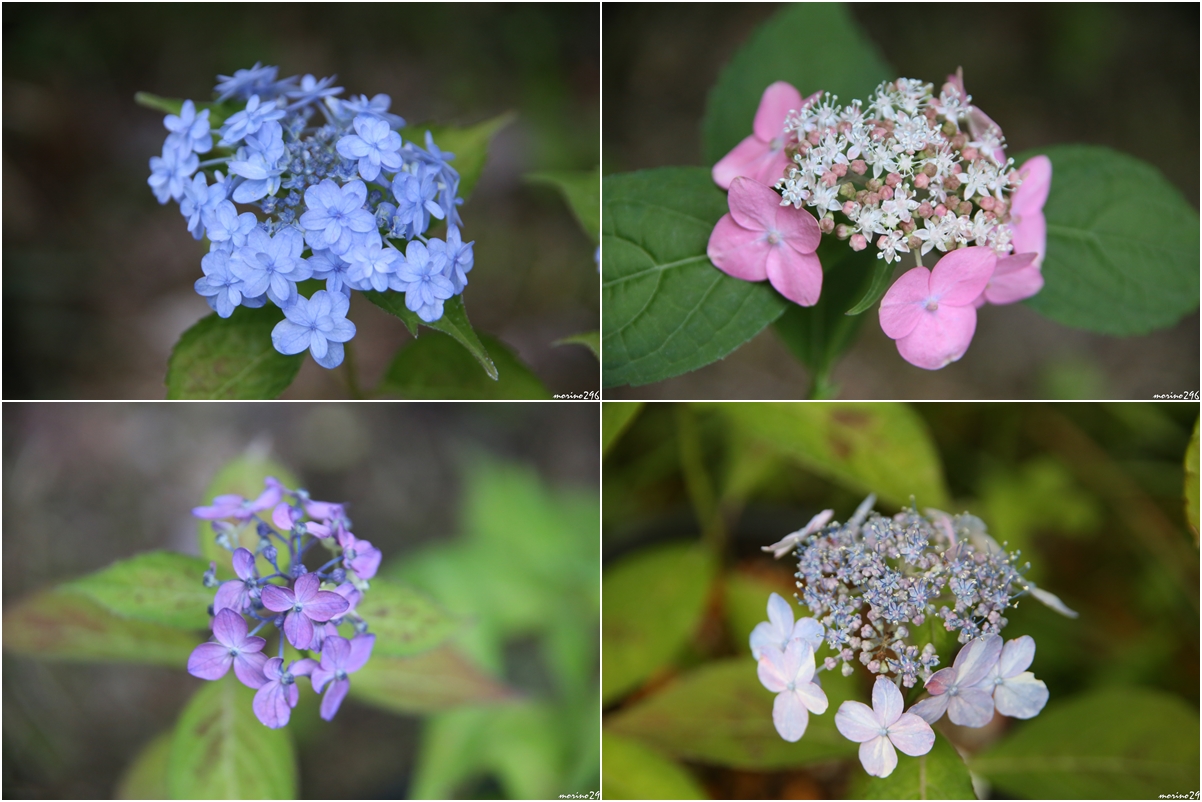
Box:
xmin=4 ymin=4 xmax=600 ymax=398
xmin=603 ymin=3 xmax=1199 ymax=399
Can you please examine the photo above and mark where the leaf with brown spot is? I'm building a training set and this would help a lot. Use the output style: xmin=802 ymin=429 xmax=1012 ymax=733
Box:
xmin=358 ymin=576 xmax=461 ymax=657
xmin=350 ymin=645 xmax=516 ymax=715
xmin=64 ymin=551 xmax=214 ymax=630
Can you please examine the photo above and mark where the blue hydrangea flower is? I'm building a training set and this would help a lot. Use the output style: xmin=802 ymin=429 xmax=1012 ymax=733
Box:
xmin=194 ymin=250 xmax=248 ymax=318
xmin=203 ymin=200 xmax=258 ymax=251
xmin=336 ymin=115 xmax=403 ymax=182
xmin=148 ymin=142 xmax=199 ymax=204
xmin=164 ymin=99 xmax=213 ymax=155
xmin=285 ymin=74 xmax=343 ymax=110
xmin=219 ymin=94 xmax=286 ymax=147
xmin=428 ymin=225 xmax=474 ymax=294
xmin=307 ymin=249 xmax=354 ymax=296
xmin=327 ymin=93 xmax=405 ymax=129
xmin=230 ymin=227 xmax=312 ymax=307
xmin=215 ymin=63 xmax=289 ymax=102
xmin=271 ymin=290 xmax=357 ymax=369
xmin=345 ymin=235 xmax=402 ymax=293
xmin=391 ymin=240 xmax=455 ymax=322
xmin=230 ymin=122 xmax=286 ymax=202
xmin=390 ymin=167 xmax=444 ymax=238
xmin=299 ymin=179 xmax=375 ymax=255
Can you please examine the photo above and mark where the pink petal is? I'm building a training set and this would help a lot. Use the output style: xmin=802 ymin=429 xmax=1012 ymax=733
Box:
xmin=727 ymin=177 xmax=784 ymax=232
xmin=872 ymin=675 xmax=903 ymax=727
xmin=284 ymin=611 xmax=315 ymax=650
xmin=907 ymin=694 xmax=949 ymax=724
xmin=766 ymin=246 xmax=822 ymax=306
xmin=233 ymin=650 xmax=269 ymax=689
xmin=998 ymin=636 xmax=1036 ymax=678
xmin=271 ymin=503 xmax=295 ymax=531
xmin=712 ymin=135 xmax=771 ymax=191
xmin=879 ymin=267 xmax=933 ymax=339
xmin=835 ymin=700 xmax=882 ymax=743
xmin=304 ymin=590 xmax=351 ymax=622
xmin=888 ymin=713 xmax=935 ymax=757
xmin=707 ymin=213 xmax=771 ymax=281
xmin=1011 ymin=213 xmax=1046 ymax=266
xmin=749 ymin=150 xmax=794 ymax=189
xmin=253 ymin=681 xmax=292 ymax=729
xmin=753 ymin=81 xmax=803 ymax=142
xmin=1012 ymin=156 xmax=1052 ymax=218
xmin=993 ymin=672 xmax=1048 ymax=719
xmin=213 ymin=581 xmax=246 ymax=615
xmin=773 ymin=690 xmax=811 ymax=742
xmin=924 ymin=666 xmax=956 ymax=696
xmin=757 ymin=650 xmax=790 ymax=694
xmin=211 ymin=608 xmax=249 ymax=647
xmin=292 ymin=572 xmax=320 ymax=603
xmin=260 ymin=584 xmax=294 ymax=613
xmin=984 ymin=252 xmax=1042 ymax=305
xmin=345 ymin=634 xmax=376 ymax=673
xmin=775 ymin=204 xmax=821 ymax=254
xmin=320 ymin=678 xmax=350 ymax=721
xmin=896 ymin=304 xmax=978 ymax=370
xmin=947 ymin=687 xmax=996 ymax=727
xmin=187 ymin=642 xmax=232 ymax=680
xmin=859 ymin=736 xmax=898 ymax=778
xmin=928 ymin=247 xmax=996 ymax=306
xmin=954 ymin=635 xmax=1003 ymax=688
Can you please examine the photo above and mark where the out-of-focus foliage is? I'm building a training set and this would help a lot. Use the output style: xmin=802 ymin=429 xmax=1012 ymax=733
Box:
xmin=602 ymin=402 xmax=1199 ymax=799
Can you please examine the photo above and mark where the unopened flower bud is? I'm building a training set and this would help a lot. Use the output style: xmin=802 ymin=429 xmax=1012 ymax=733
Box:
xmin=838 ymin=182 xmax=857 ymax=200
xmin=262 ymin=545 xmax=278 ymax=563
xmin=831 ymin=162 xmax=848 ymax=177
xmin=841 ymin=662 xmax=854 ymax=677
xmin=977 ymin=196 xmax=995 ymax=211
xmin=202 ymin=561 xmax=219 ymax=588
xmin=951 ymin=133 xmax=967 ymax=150
xmin=353 ymin=619 xmax=369 ymax=634
xmin=958 ymin=200 xmax=973 ymax=216
xmin=913 ymin=173 xmax=930 ymax=189
xmin=942 ymin=120 xmax=957 ymax=137
xmin=850 ymin=159 xmax=867 ymax=175
xmin=257 ymin=522 xmax=273 ymax=538
xmin=885 ymin=172 xmax=901 ymax=187
xmin=819 ymin=214 xmax=835 ymax=234
xmin=866 ymin=178 xmax=882 ymax=192
xmin=879 ymin=185 xmax=893 ymax=200
xmin=330 ymin=567 xmax=346 ymax=584
xmin=850 ymin=233 xmax=867 ymax=251
xmin=291 ymin=562 xmax=308 ymax=578
xmin=835 ymin=224 xmax=851 ymax=240
xmin=821 ymin=171 xmax=838 ymax=188
xmin=934 ymin=204 xmax=948 ymax=217
xmin=214 ymin=530 xmax=235 ymax=552
xmin=917 ymin=201 xmax=933 ymax=218
xmin=961 ymin=146 xmax=978 ymax=162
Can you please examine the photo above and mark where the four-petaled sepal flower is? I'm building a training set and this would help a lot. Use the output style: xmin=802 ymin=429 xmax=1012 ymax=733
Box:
xmin=835 ymin=676 xmax=935 ymax=778
xmin=187 ymin=608 xmax=269 ymax=689
xmin=757 ymin=638 xmax=829 ymax=742
xmin=260 ymin=572 xmax=350 ymax=650
xmin=253 ymin=656 xmax=318 ymax=728
xmin=311 ymin=634 xmax=375 ymax=720
xmin=750 ymin=592 xmax=824 ymax=660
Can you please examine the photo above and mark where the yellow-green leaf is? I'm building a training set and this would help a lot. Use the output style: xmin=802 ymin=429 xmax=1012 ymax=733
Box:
xmin=64 ymin=551 xmax=212 ymax=630
xmin=350 ymin=645 xmax=515 ymax=715
xmin=602 ymin=732 xmax=707 ymax=800
xmin=355 ymin=577 xmax=461 ymax=657
xmin=115 ymin=731 xmax=173 ymax=800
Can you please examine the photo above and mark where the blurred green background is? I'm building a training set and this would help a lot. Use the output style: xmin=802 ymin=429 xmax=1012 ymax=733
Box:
xmin=603 ymin=3 xmax=1199 ymax=399
xmin=4 ymin=4 xmax=599 ymax=398
xmin=602 ymin=401 xmax=1199 ymax=799
xmin=3 ymin=402 xmax=599 ymax=798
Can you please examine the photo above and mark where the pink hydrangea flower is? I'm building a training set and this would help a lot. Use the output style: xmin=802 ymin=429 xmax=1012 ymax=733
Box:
xmin=713 ymin=82 xmax=822 ymax=190
xmin=835 ymin=676 xmax=935 ymax=778
xmin=943 ymin=67 xmax=1005 ymax=164
xmin=908 ymin=634 xmax=1002 ymax=727
xmin=750 ymin=592 xmax=824 ymax=660
xmin=707 ymin=177 xmax=824 ymax=306
xmin=878 ymin=246 xmax=996 ymax=369
xmin=972 ymin=635 xmax=1049 ymax=719
xmin=757 ymin=638 xmax=829 ymax=742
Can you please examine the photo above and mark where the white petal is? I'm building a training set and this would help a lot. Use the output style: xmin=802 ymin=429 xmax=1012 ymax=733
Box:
xmin=750 ymin=622 xmax=776 ymax=660
xmin=795 ymin=680 xmax=828 ymax=715
xmin=835 ymin=700 xmax=882 ymax=743
xmin=872 ymin=675 xmax=904 ymax=727
xmin=947 ymin=687 xmax=995 ymax=728
xmin=773 ymin=691 xmax=811 ymax=742
xmin=907 ymin=694 xmax=949 ymax=724
xmin=888 ymin=713 xmax=935 ymax=757
xmin=954 ymin=635 xmax=1003 ymax=687
xmin=859 ymin=736 xmax=898 ymax=778
xmin=1029 ymin=584 xmax=1079 ymax=618
xmin=757 ymin=650 xmax=789 ymax=693
xmin=997 ymin=635 xmax=1035 ymax=679
xmin=766 ymin=592 xmax=794 ymax=637
xmin=994 ymin=672 xmax=1048 ymax=719
xmin=792 ymin=617 xmax=825 ymax=649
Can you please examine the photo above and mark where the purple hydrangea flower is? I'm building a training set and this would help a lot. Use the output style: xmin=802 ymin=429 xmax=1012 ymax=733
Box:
xmin=299 ymin=179 xmax=376 ymax=255
xmin=230 ymin=227 xmax=312 ymax=308
xmin=336 ymin=115 xmax=403 ymax=182
xmin=261 ymin=572 xmax=350 ymax=650
xmin=213 ymin=547 xmax=260 ymax=615
xmin=835 ymin=676 xmax=935 ymax=778
xmin=310 ymin=584 xmax=362 ymax=652
xmin=193 ymin=481 xmax=282 ymax=520
xmin=336 ymin=526 xmax=382 ymax=580
xmin=253 ymin=656 xmax=318 ymax=729
xmin=345 ymin=235 xmax=402 ymax=293
xmin=973 ymin=635 xmax=1048 ymax=719
xmin=756 ymin=638 xmax=828 ymax=742
xmin=219 ymin=94 xmax=286 ymax=146
xmin=750 ymin=592 xmax=825 ymax=661
xmin=311 ymin=634 xmax=375 ymax=720
xmin=187 ymin=608 xmax=269 ymax=688
xmin=148 ymin=141 xmax=199 ymax=204
xmin=909 ymin=634 xmax=1002 ymax=727
xmin=164 ymin=99 xmax=213 ymax=155
xmin=271 ymin=290 xmax=357 ymax=370
xmin=391 ymin=240 xmax=455 ymax=323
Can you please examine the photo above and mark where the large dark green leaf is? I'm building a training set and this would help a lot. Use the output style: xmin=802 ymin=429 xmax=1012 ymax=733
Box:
xmin=377 ymin=332 xmax=548 ymax=399
xmin=602 ymin=402 xmax=644 ymax=457
xmin=1018 ymin=144 xmax=1200 ymax=335
xmin=167 ymin=675 xmax=297 ymax=799
xmin=166 ymin=306 xmax=303 ymax=400
xmin=353 ymin=577 xmax=461 ymax=658
xmin=606 ymin=657 xmax=860 ymax=768
xmin=701 ymin=4 xmax=893 ymax=165
xmin=602 ymin=167 xmax=788 ymax=387
xmin=527 ymin=167 xmax=600 ymax=241
xmin=847 ymin=733 xmax=976 ymax=799
xmin=405 ymin=113 xmax=515 ymax=199
xmin=602 ymin=732 xmax=707 ymax=800
xmin=64 ymin=551 xmax=212 ymax=630
xmin=970 ymin=686 xmax=1200 ymax=799
xmin=364 ymin=292 xmax=498 ymax=380
xmin=350 ymin=646 xmax=515 ymax=714
xmin=3 ymin=589 xmax=197 ymax=666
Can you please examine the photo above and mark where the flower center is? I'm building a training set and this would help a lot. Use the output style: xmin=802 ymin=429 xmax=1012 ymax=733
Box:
xmin=766 ymin=229 xmax=781 ymax=246
xmin=925 ymin=298 xmax=939 ymax=312
xmin=336 ymin=669 xmax=348 ymax=682
xmin=293 ymin=602 xmax=304 ymax=613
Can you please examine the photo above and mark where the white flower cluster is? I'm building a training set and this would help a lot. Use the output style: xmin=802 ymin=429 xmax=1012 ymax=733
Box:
xmin=777 ymin=77 xmax=1022 ymax=264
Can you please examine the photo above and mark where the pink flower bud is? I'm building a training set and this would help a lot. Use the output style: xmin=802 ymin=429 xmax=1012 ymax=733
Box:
xmin=899 ymin=219 xmax=915 ymax=234
xmin=807 ymin=129 xmax=821 ymax=145
xmin=819 ymin=215 xmax=835 ymax=234
xmin=866 ymin=178 xmax=882 ymax=192
xmin=822 ymin=171 xmax=838 ymax=187
xmin=923 ymin=163 xmax=938 ymax=178
xmin=851 ymin=159 xmax=867 ymax=175
xmin=945 ymin=175 xmax=961 ymax=191
xmin=835 ymin=223 xmax=850 ymax=239
xmin=961 ymin=146 xmax=979 ymax=162
xmin=934 ymin=204 xmax=948 ymax=217
xmin=917 ymin=201 xmax=933 ymax=218
xmin=908 ymin=235 xmax=922 ymax=250
xmin=958 ymin=201 xmax=973 ymax=216
xmin=885 ymin=172 xmax=902 ymax=187
xmin=924 ymin=107 xmax=938 ymax=121
xmin=951 ymin=133 xmax=967 ymax=150
xmin=977 ymin=196 xmax=995 ymax=211
xmin=946 ymin=195 xmax=960 ymax=208
xmin=832 ymin=162 xmax=848 ymax=177
xmin=913 ymin=173 xmax=930 ymax=189
xmin=850 ymin=233 xmax=868 ymax=251
xmin=842 ymin=200 xmax=858 ymax=216
xmin=879 ymin=185 xmax=894 ymax=200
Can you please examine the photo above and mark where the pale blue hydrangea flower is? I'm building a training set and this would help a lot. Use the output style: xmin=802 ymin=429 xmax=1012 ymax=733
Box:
xmin=194 ymin=249 xmax=247 ymax=317
xmin=299 ymin=179 xmax=376 ymax=255
xmin=428 ymin=226 xmax=474 ymax=294
xmin=327 ymin=93 xmax=405 ymax=129
xmin=219 ymin=94 xmax=286 ymax=146
xmin=230 ymin=122 xmax=287 ymax=203
xmin=285 ymin=74 xmax=343 ymax=110
xmin=203 ymin=200 xmax=258 ymax=251
xmin=164 ymin=99 xmax=212 ymax=155
xmin=271 ymin=290 xmax=357 ymax=369
xmin=336 ymin=115 xmax=403 ymax=182
xmin=215 ymin=62 xmax=287 ymax=101
xmin=148 ymin=141 xmax=198 ymax=204
xmin=908 ymin=634 xmax=1001 ymax=727
xmin=230 ymin=226 xmax=312 ymax=307
xmin=307 ymin=249 xmax=354 ymax=296
xmin=972 ymin=635 xmax=1048 ymax=719
xmin=390 ymin=166 xmax=444 ymax=238
xmin=391 ymin=240 xmax=454 ymax=322
xmin=345 ymin=235 xmax=402 ymax=293
xmin=756 ymin=638 xmax=828 ymax=742
xmin=750 ymin=592 xmax=825 ymax=661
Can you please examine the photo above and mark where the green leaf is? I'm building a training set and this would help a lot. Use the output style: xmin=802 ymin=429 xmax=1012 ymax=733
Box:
xmin=602 ymin=732 xmax=707 ymax=800
xmin=134 ymin=91 xmax=241 ymax=128
xmin=970 ymin=686 xmax=1200 ymax=799
xmin=606 ymin=657 xmax=860 ymax=769
xmin=844 ymin=258 xmax=897 ymax=316
xmin=377 ymin=331 xmax=548 ymax=399
xmin=701 ymin=3 xmax=892 ymax=165
xmin=350 ymin=645 xmax=516 ymax=715
xmin=722 ymin=569 xmax=795 ymax=654
xmin=527 ymin=167 xmax=601 ymax=241
xmin=116 ymin=732 xmax=172 ymax=800
xmin=354 ymin=576 xmax=461 ymax=657
xmin=166 ymin=306 xmax=304 ymax=400
xmin=364 ymin=292 xmax=498 ymax=380
xmin=1017 ymin=144 xmax=1200 ymax=335
xmin=195 ymin=453 xmax=301 ymax=567
xmin=602 ymin=542 xmax=717 ymax=703
xmin=405 ymin=112 xmax=515 ymax=199
xmin=167 ymin=675 xmax=297 ymax=800
xmin=709 ymin=403 xmax=950 ymax=509
xmin=1186 ymin=416 xmax=1199 ymax=543
xmin=602 ymin=167 xmax=788 ymax=387
xmin=847 ymin=733 xmax=976 ymax=799
xmin=64 ymin=551 xmax=212 ymax=630
xmin=553 ymin=330 xmax=600 ymax=359
xmin=603 ymin=402 xmax=644 ymax=457
xmin=2 ymin=589 xmax=197 ymax=666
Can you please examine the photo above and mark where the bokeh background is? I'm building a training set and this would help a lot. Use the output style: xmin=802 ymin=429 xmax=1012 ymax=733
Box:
xmin=602 ymin=401 xmax=1199 ymax=798
xmin=603 ymin=3 xmax=1199 ymax=399
xmin=3 ymin=402 xmax=599 ymax=799
xmin=4 ymin=4 xmax=600 ymax=399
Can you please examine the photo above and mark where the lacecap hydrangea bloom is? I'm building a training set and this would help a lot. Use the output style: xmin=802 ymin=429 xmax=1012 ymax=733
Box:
xmin=751 ymin=495 xmax=1074 ymax=778
xmin=709 ymin=70 xmax=1050 ymax=370
xmin=188 ymin=476 xmax=380 ymax=728
xmin=149 ymin=64 xmax=474 ymax=369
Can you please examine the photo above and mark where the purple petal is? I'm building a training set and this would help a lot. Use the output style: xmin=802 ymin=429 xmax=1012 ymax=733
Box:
xmin=233 ymin=650 xmax=269 ymax=689
xmin=260 ymin=584 xmax=294 ymax=612
xmin=211 ymin=608 xmax=249 ymax=647
xmin=187 ymin=642 xmax=233 ymax=680
xmin=306 ymin=521 xmax=334 ymax=538
xmin=213 ymin=581 xmax=246 ymax=615
xmin=993 ymin=672 xmax=1048 ymax=719
xmin=349 ymin=544 xmax=381 ymax=579
xmin=322 ymin=636 xmax=351 ymax=671
xmin=271 ymin=503 xmax=295 ymax=531
xmin=997 ymin=635 xmax=1035 ymax=679
xmin=947 ymin=687 xmax=996 ymax=727
xmin=262 ymin=656 xmax=285 ymax=681
xmin=872 ymin=675 xmax=904 ymax=727
xmin=954 ymin=635 xmax=1003 ymax=687
xmin=835 ymin=700 xmax=882 ymax=743
xmin=344 ymin=634 xmax=375 ymax=673
xmin=888 ymin=713 xmax=935 ymax=757
xmin=859 ymin=736 xmax=898 ymax=778
xmin=292 ymin=572 xmax=320 ymax=603
xmin=320 ymin=678 xmax=350 ymax=721
xmin=907 ymin=694 xmax=949 ymax=725
xmin=284 ymin=611 xmax=315 ymax=650
xmin=290 ymin=658 xmax=319 ymax=678
xmin=311 ymin=666 xmax=335 ymax=694
xmin=924 ymin=666 xmax=956 ymax=696
xmin=253 ymin=681 xmax=293 ymax=728
xmin=231 ymin=548 xmax=256 ymax=581
xmin=303 ymin=590 xmax=351 ymax=622
xmin=773 ymin=690 xmax=811 ymax=742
